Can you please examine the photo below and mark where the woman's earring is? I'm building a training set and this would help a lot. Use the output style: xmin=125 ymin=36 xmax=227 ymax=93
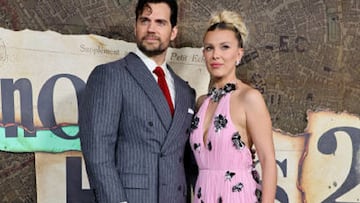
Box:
xmin=235 ymin=60 xmax=241 ymax=66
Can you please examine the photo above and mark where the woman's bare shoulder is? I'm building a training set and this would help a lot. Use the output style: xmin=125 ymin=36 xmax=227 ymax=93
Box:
xmin=232 ymin=85 xmax=265 ymax=112
xmin=234 ymin=83 xmax=262 ymax=99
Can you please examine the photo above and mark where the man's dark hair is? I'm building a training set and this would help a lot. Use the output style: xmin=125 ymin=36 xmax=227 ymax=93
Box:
xmin=135 ymin=0 xmax=178 ymax=27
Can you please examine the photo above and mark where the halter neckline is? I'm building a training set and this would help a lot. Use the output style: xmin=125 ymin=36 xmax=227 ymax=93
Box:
xmin=207 ymin=83 xmax=236 ymax=102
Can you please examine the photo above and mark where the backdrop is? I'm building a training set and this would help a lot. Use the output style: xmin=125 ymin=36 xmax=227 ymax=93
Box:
xmin=1 ymin=28 xmax=360 ymax=203
xmin=0 ymin=0 xmax=360 ymax=202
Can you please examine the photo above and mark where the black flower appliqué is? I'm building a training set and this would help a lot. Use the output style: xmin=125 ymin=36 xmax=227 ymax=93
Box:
xmin=214 ymin=114 xmax=227 ymax=132
xmin=193 ymin=143 xmax=201 ymax=153
xmin=252 ymin=169 xmax=260 ymax=184
xmin=225 ymin=171 xmax=236 ymax=181
xmin=207 ymin=141 xmax=212 ymax=151
xmin=191 ymin=116 xmax=199 ymax=131
xmin=197 ymin=187 xmax=202 ymax=199
xmin=208 ymin=87 xmax=225 ymax=102
xmin=208 ymin=83 xmax=236 ymax=102
xmin=255 ymin=188 xmax=262 ymax=202
xmin=232 ymin=132 xmax=246 ymax=150
xmin=232 ymin=182 xmax=244 ymax=192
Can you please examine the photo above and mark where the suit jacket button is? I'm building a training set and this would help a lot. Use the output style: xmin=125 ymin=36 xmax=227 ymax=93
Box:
xmin=177 ymin=185 xmax=182 ymax=191
xmin=148 ymin=122 xmax=153 ymax=126
xmin=160 ymin=153 xmax=164 ymax=157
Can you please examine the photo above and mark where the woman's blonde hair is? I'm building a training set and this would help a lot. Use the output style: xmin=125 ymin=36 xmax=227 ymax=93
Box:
xmin=206 ymin=10 xmax=249 ymax=48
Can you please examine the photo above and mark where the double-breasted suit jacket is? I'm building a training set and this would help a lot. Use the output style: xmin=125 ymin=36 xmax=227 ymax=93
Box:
xmin=79 ymin=52 xmax=196 ymax=203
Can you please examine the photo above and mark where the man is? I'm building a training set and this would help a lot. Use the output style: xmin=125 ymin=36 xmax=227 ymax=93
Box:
xmin=79 ymin=0 xmax=196 ymax=202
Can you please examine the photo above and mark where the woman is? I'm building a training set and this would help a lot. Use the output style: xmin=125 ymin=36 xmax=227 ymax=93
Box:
xmin=189 ymin=10 xmax=277 ymax=202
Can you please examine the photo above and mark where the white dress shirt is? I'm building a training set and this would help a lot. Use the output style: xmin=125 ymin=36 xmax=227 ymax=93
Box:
xmin=134 ymin=48 xmax=176 ymax=105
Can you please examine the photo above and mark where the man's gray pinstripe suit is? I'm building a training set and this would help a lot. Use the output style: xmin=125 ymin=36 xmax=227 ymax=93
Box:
xmin=79 ymin=52 xmax=196 ymax=203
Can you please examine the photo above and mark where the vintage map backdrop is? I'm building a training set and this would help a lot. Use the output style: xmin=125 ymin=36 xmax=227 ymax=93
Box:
xmin=0 ymin=0 xmax=359 ymax=202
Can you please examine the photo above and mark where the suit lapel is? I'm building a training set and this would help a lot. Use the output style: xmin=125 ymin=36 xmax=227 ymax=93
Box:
xmin=124 ymin=53 xmax=172 ymax=129
xmin=162 ymin=69 xmax=193 ymax=150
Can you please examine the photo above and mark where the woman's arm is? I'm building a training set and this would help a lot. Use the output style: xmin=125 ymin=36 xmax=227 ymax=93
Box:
xmin=245 ymin=88 xmax=277 ymax=203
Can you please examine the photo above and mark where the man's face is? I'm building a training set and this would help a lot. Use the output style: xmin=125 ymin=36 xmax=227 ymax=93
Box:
xmin=135 ymin=3 xmax=177 ymax=57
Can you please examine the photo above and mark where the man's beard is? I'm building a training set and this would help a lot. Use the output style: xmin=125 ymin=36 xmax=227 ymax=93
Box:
xmin=137 ymin=40 xmax=167 ymax=57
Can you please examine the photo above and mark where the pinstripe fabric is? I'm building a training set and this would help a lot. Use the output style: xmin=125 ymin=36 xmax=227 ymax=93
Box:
xmin=79 ymin=53 xmax=196 ymax=203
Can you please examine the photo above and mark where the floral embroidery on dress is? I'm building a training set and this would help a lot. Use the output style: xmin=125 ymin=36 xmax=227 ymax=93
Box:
xmin=191 ymin=116 xmax=200 ymax=131
xmin=193 ymin=143 xmax=201 ymax=153
xmin=232 ymin=182 xmax=244 ymax=192
xmin=231 ymin=132 xmax=245 ymax=150
xmin=214 ymin=114 xmax=227 ymax=132
xmin=190 ymin=81 xmax=261 ymax=202
xmin=255 ymin=188 xmax=262 ymax=202
xmin=197 ymin=187 xmax=202 ymax=199
xmin=207 ymin=141 xmax=212 ymax=151
xmin=225 ymin=171 xmax=236 ymax=181
xmin=208 ymin=83 xmax=236 ymax=102
xmin=252 ymin=168 xmax=260 ymax=183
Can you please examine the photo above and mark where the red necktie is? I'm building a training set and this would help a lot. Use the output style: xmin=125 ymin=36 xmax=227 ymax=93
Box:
xmin=153 ymin=66 xmax=174 ymax=116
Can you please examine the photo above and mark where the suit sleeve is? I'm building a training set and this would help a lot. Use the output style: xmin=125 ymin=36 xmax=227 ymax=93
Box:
xmin=184 ymin=87 xmax=198 ymax=203
xmin=79 ymin=64 xmax=127 ymax=202
xmin=184 ymin=139 xmax=198 ymax=203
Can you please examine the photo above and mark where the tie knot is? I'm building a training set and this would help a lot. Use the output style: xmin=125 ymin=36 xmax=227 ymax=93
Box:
xmin=153 ymin=66 xmax=165 ymax=77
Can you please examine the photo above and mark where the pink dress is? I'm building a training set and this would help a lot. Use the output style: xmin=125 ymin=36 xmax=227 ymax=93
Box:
xmin=189 ymin=92 xmax=261 ymax=203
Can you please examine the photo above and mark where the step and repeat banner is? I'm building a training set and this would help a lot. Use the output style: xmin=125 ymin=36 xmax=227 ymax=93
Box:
xmin=0 ymin=28 xmax=360 ymax=202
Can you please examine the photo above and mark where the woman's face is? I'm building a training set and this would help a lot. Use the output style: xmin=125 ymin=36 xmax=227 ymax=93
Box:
xmin=202 ymin=29 xmax=243 ymax=80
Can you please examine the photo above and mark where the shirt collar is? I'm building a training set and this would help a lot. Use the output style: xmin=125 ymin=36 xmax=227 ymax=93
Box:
xmin=134 ymin=48 xmax=167 ymax=72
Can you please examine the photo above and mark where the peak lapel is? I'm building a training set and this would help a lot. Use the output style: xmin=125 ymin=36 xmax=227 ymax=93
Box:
xmin=162 ymin=70 xmax=194 ymax=150
xmin=124 ymin=53 xmax=172 ymax=129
